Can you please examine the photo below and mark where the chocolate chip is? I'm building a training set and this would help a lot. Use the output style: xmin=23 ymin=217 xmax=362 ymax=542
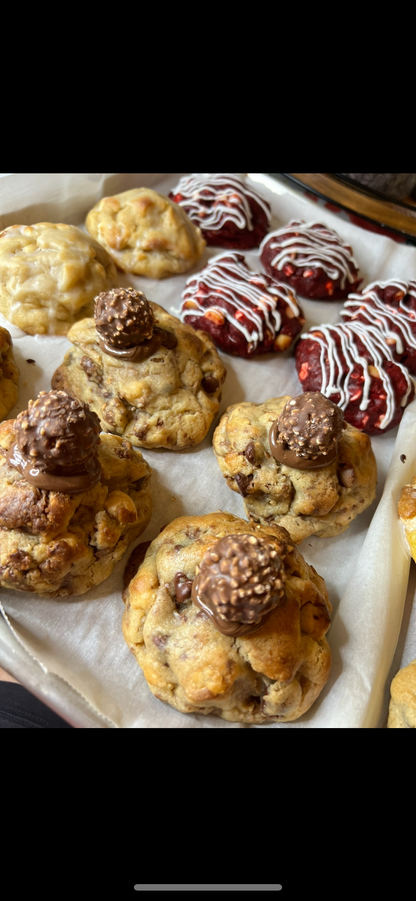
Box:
xmin=234 ymin=473 xmax=253 ymax=496
xmin=401 ymin=454 xmax=407 ymax=463
xmin=152 ymin=634 xmax=168 ymax=649
xmin=26 ymin=359 xmax=36 ymax=365
xmin=244 ymin=441 xmax=256 ymax=464
xmin=201 ymin=375 xmax=220 ymax=394
xmin=80 ymin=355 xmax=103 ymax=385
xmin=174 ymin=571 xmax=193 ymax=604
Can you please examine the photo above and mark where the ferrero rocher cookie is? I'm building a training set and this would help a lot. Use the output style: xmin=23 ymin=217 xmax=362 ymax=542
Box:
xmin=0 ymin=223 xmax=117 ymax=335
xmin=0 ymin=325 xmax=19 ymax=420
xmin=122 ymin=511 xmax=332 ymax=724
xmin=51 ymin=288 xmax=227 ymax=450
xmin=212 ymin=392 xmax=377 ymax=543
xmin=85 ymin=187 xmax=206 ymax=278
xmin=0 ymin=390 xmax=152 ymax=597
xmin=387 ymin=659 xmax=416 ymax=728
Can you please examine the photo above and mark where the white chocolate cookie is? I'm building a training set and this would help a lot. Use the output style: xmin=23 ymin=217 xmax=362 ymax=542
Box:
xmin=0 ymin=223 xmax=117 ymax=335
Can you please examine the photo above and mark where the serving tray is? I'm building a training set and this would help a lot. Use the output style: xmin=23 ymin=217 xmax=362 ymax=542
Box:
xmin=0 ymin=172 xmax=415 ymax=728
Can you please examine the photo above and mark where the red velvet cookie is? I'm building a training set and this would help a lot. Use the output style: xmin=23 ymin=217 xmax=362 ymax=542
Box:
xmin=260 ymin=220 xmax=362 ymax=300
xmin=341 ymin=279 xmax=416 ymax=374
xmin=295 ymin=321 xmax=414 ymax=434
xmin=180 ymin=251 xmax=305 ymax=358
xmin=169 ymin=174 xmax=271 ymax=249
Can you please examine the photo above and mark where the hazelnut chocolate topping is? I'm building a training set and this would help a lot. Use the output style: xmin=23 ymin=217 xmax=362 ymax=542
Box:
xmin=191 ymin=533 xmax=286 ymax=636
xmin=94 ymin=287 xmax=177 ymax=361
xmin=7 ymin=390 xmax=101 ymax=493
xmin=269 ymin=392 xmax=345 ymax=470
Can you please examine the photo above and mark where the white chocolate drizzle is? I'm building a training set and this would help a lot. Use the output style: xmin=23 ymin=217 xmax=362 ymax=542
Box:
xmin=259 ymin=220 xmax=359 ymax=289
xmin=171 ymin=174 xmax=271 ymax=233
xmin=298 ymin=321 xmax=414 ymax=429
xmin=181 ymin=252 xmax=303 ymax=351
xmin=341 ymin=279 xmax=416 ymax=356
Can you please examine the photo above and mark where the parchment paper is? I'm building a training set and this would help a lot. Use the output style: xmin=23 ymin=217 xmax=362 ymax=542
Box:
xmin=1 ymin=172 xmax=415 ymax=728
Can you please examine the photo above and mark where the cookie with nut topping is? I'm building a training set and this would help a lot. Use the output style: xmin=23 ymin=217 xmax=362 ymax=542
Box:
xmin=85 ymin=187 xmax=206 ymax=279
xmin=0 ymin=390 xmax=152 ymax=597
xmin=180 ymin=252 xmax=304 ymax=358
xmin=0 ymin=223 xmax=117 ymax=335
xmin=212 ymin=392 xmax=377 ymax=543
xmin=122 ymin=511 xmax=332 ymax=724
xmin=0 ymin=325 xmax=19 ymax=421
xmin=51 ymin=288 xmax=226 ymax=450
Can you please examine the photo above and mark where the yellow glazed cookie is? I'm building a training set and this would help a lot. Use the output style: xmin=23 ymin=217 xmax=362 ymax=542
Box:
xmin=0 ymin=223 xmax=117 ymax=335
xmin=387 ymin=659 xmax=416 ymax=728
xmin=122 ymin=511 xmax=332 ymax=724
xmin=51 ymin=288 xmax=226 ymax=450
xmin=213 ymin=392 xmax=377 ymax=543
xmin=85 ymin=187 xmax=206 ymax=278
xmin=0 ymin=390 xmax=152 ymax=597
xmin=0 ymin=326 xmax=19 ymax=420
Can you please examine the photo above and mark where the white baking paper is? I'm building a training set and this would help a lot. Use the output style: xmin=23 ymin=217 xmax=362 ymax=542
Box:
xmin=1 ymin=172 xmax=415 ymax=728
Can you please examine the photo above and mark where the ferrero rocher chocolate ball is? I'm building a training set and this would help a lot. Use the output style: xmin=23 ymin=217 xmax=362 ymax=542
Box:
xmin=94 ymin=287 xmax=155 ymax=348
xmin=192 ymin=533 xmax=286 ymax=635
xmin=14 ymin=390 xmax=101 ymax=473
xmin=277 ymin=392 xmax=345 ymax=459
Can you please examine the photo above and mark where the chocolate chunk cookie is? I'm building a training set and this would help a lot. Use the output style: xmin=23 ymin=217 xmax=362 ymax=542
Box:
xmin=0 ymin=391 xmax=152 ymax=597
xmin=212 ymin=393 xmax=377 ymax=543
xmin=52 ymin=291 xmax=227 ymax=450
xmin=122 ymin=511 xmax=332 ymax=723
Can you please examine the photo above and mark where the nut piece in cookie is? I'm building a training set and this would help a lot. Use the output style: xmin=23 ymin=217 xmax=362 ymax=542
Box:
xmin=169 ymin=173 xmax=271 ymax=249
xmin=260 ymin=220 xmax=362 ymax=300
xmin=180 ymin=252 xmax=305 ymax=358
xmin=51 ymin=290 xmax=227 ymax=450
xmin=0 ymin=223 xmax=117 ymax=335
xmin=85 ymin=187 xmax=206 ymax=279
xmin=0 ymin=325 xmax=19 ymax=421
xmin=122 ymin=511 xmax=332 ymax=724
xmin=212 ymin=393 xmax=377 ymax=543
xmin=0 ymin=390 xmax=152 ymax=597
xmin=387 ymin=659 xmax=416 ymax=728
